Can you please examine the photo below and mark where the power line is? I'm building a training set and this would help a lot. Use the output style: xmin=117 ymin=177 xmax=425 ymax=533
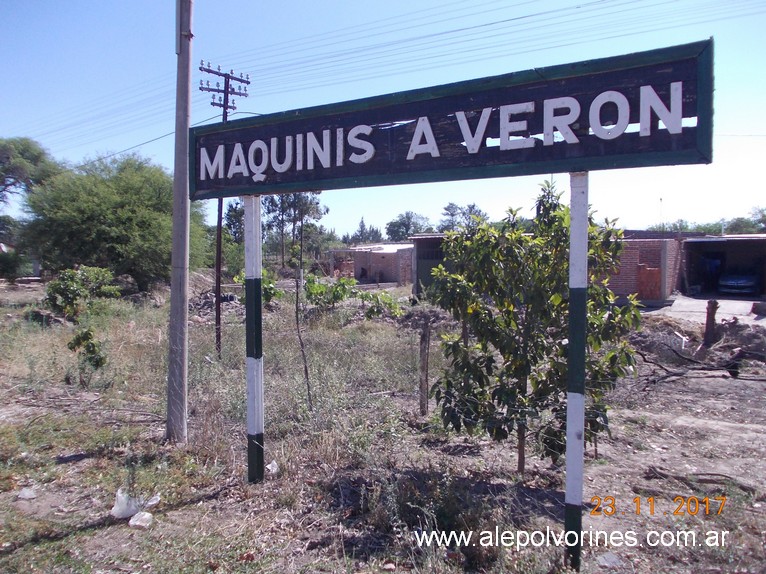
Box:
xmin=26 ymin=0 xmax=765 ymax=159
xmin=73 ymin=114 xmax=222 ymax=169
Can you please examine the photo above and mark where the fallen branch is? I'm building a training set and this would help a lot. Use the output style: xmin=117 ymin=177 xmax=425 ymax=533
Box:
xmin=644 ymin=465 xmax=756 ymax=495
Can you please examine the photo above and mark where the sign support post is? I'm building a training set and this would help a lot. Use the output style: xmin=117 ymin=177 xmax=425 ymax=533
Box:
xmin=243 ymin=194 xmax=265 ymax=482
xmin=565 ymin=171 xmax=589 ymax=570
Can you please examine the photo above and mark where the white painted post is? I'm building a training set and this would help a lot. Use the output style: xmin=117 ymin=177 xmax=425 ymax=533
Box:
xmin=565 ymin=171 xmax=588 ymax=570
xmin=243 ymin=195 xmax=264 ymax=482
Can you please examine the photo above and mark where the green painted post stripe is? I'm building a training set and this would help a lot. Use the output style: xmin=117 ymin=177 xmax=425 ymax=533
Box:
xmin=248 ymin=433 xmax=264 ymax=483
xmin=245 ymin=278 xmax=263 ymax=360
xmin=567 ymin=288 xmax=587 ymax=394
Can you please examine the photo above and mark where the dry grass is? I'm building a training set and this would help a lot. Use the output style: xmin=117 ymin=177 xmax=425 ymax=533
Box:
xmin=0 ymin=284 xmax=763 ymax=573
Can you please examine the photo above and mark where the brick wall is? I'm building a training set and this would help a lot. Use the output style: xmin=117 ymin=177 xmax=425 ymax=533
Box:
xmin=609 ymin=239 xmax=682 ymax=301
xmin=354 ymin=248 xmax=413 ymax=284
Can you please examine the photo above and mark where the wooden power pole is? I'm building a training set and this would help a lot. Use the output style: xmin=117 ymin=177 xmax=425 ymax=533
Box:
xmin=198 ymin=63 xmax=249 ymax=359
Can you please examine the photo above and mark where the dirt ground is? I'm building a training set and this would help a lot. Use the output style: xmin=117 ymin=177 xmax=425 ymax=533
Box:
xmin=0 ymin=283 xmax=764 ymax=573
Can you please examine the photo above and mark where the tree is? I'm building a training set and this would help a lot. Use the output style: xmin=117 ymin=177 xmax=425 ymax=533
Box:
xmin=725 ymin=217 xmax=758 ymax=234
xmin=385 ymin=211 xmax=432 ymax=241
xmin=263 ymin=192 xmax=327 ymax=266
xmin=302 ymin=223 xmax=341 ymax=260
xmin=0 ymin=215 xmax=19 ymax=245
xmin=262 ymin=194 xmax=291 ymax=265
xmin=437 ymin=202 xmax=488 ymax=232
xmin=224 ymin=199 xmax=245 ymax=244
xmin=22 ymin=154 xmax=210 ymax=291
xmin=751 ymin=207 xmax=766 ymax=232
xmin=344 ymin=218 xmax=383 ymax=245
xmin=438 ymin=202 xmax=462 ymax=233
xmin=0 ymin=138 xmax=62 ymax=203
xmin=431 ymin=183 xmax=640 ymax=474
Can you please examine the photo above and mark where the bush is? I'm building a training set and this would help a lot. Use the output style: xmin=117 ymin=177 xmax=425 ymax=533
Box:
xmin=304 ymin=275 xmax=357 ymax=309
xmin=233 ymin=268 xmax=284 ymax=305
xmin=45 ymin=266 xmax=121 ymax=319
xmin=0 ymin=251 xmax=21 ymax=283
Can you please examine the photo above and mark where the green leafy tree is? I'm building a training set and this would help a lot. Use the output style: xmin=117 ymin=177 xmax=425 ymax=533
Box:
xmin=343 ymin=217 xmax=383 ymax=245
xmin=302 ymin=222 xmax=341 ymax=260
xmin=0 ymin=215 xmax=19 ymax=245
xmin=431 ymin=183 xmax=640 ymax=474
xmin=647 ymin=219 xmax=691 ymax=233
xmin=725 ymin=217 xmax=759 ymax=234
xmin=438 ymin=202 xmax=489 ymax=232
xmin=0 ymin=137 xmax=61 ymax=203
xmin=22 ymin=154 xmax=210 ymax=290
xmin=224 ymin=199 xmax=245 ymax=244
xmin=385 ymin=211 xmax=432 ymax=241
xmin=263 ymin=192 xmax=327 ymax=266
xmin=751 ymin=207 xmax=766 ymax=232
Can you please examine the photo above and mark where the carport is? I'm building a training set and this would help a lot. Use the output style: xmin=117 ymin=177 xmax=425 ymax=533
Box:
xmin=684 ymin=235 xmax=766 ymax=297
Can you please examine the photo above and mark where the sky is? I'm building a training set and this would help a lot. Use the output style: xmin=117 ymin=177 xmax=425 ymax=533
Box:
xmin=3 ymin=0 xmax=766 ymax=237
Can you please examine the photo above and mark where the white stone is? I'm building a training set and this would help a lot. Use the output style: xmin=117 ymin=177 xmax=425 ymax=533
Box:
xmin=17 ymin=487 xmax=37 ymax=500
xmin=129 ymin=511 xmax=154 ymax=530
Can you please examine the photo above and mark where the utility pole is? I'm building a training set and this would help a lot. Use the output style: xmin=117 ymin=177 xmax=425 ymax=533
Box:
xmin=198 ymin=63 xmax=250 ymax=359
xmin=167 ymin=0 xmax=193 ymax=443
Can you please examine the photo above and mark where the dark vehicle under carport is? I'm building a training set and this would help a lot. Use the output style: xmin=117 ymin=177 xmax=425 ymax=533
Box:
xmin=684 ymin=235 xmax=766 ymax=297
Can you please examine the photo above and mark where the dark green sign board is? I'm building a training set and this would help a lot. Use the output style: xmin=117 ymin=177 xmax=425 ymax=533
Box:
xmin=190 ymin=40 xmax=712 ymax=200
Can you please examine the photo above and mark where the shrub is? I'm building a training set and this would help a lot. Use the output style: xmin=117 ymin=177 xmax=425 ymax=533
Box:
xmin=45 ymin=266 xmax=121 ymax=319
xmin=0 ymin=251 xmax=21 ymax=283
xmin=233 ymin=268 xmax=284 ymax=305
xmin=304 ymin=275 xmax=357 ymax=309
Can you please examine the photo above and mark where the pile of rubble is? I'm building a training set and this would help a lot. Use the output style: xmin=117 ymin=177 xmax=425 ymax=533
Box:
xmin=188 ymin=290 xmax=245 ymax=324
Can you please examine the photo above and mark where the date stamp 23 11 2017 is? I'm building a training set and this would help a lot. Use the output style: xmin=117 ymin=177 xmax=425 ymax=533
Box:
xmin=590 ymin=496 xmax=727 ymax=517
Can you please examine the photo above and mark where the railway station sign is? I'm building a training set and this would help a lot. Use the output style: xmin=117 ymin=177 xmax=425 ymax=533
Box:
xmin=190 ymin=39 xmax=712 ymax=200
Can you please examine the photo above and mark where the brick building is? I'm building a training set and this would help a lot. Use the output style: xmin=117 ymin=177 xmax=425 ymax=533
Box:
xmin=329 ymin=244 xmax=413 ymax=285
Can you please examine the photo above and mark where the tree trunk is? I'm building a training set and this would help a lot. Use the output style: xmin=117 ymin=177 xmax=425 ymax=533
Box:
xmin=517 ymin=373 xmax=528 ymax=475
xmin=704 ymin=299 xmax=719 ymax=346
xmin=294 ymin=222 xmax=313 ymax=411
xmin=419 ymin=319 xmax=431 ymax=416
xmin=517 ymin=420 xmax=526 ymax=475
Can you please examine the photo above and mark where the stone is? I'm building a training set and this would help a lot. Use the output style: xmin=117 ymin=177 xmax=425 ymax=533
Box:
xmin=129 ymin=511 xmax=154 ymax=530
xmin=597 ymin=552 xmax=624 ymax=568
xmin=17 ymin=487 xmax=37 ymax=500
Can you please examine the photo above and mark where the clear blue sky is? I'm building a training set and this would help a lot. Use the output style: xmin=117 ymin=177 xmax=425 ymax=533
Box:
xmin=3 ymin=0 xmax=765 ymax=235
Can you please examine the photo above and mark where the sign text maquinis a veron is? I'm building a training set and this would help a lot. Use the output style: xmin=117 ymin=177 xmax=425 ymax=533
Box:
xmin=189 ymin=40 xmax=713 ymax=200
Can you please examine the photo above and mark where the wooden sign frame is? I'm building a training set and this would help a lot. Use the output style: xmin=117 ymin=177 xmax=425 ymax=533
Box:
xmin=190 ymin=39 xmax=712 ymax=201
